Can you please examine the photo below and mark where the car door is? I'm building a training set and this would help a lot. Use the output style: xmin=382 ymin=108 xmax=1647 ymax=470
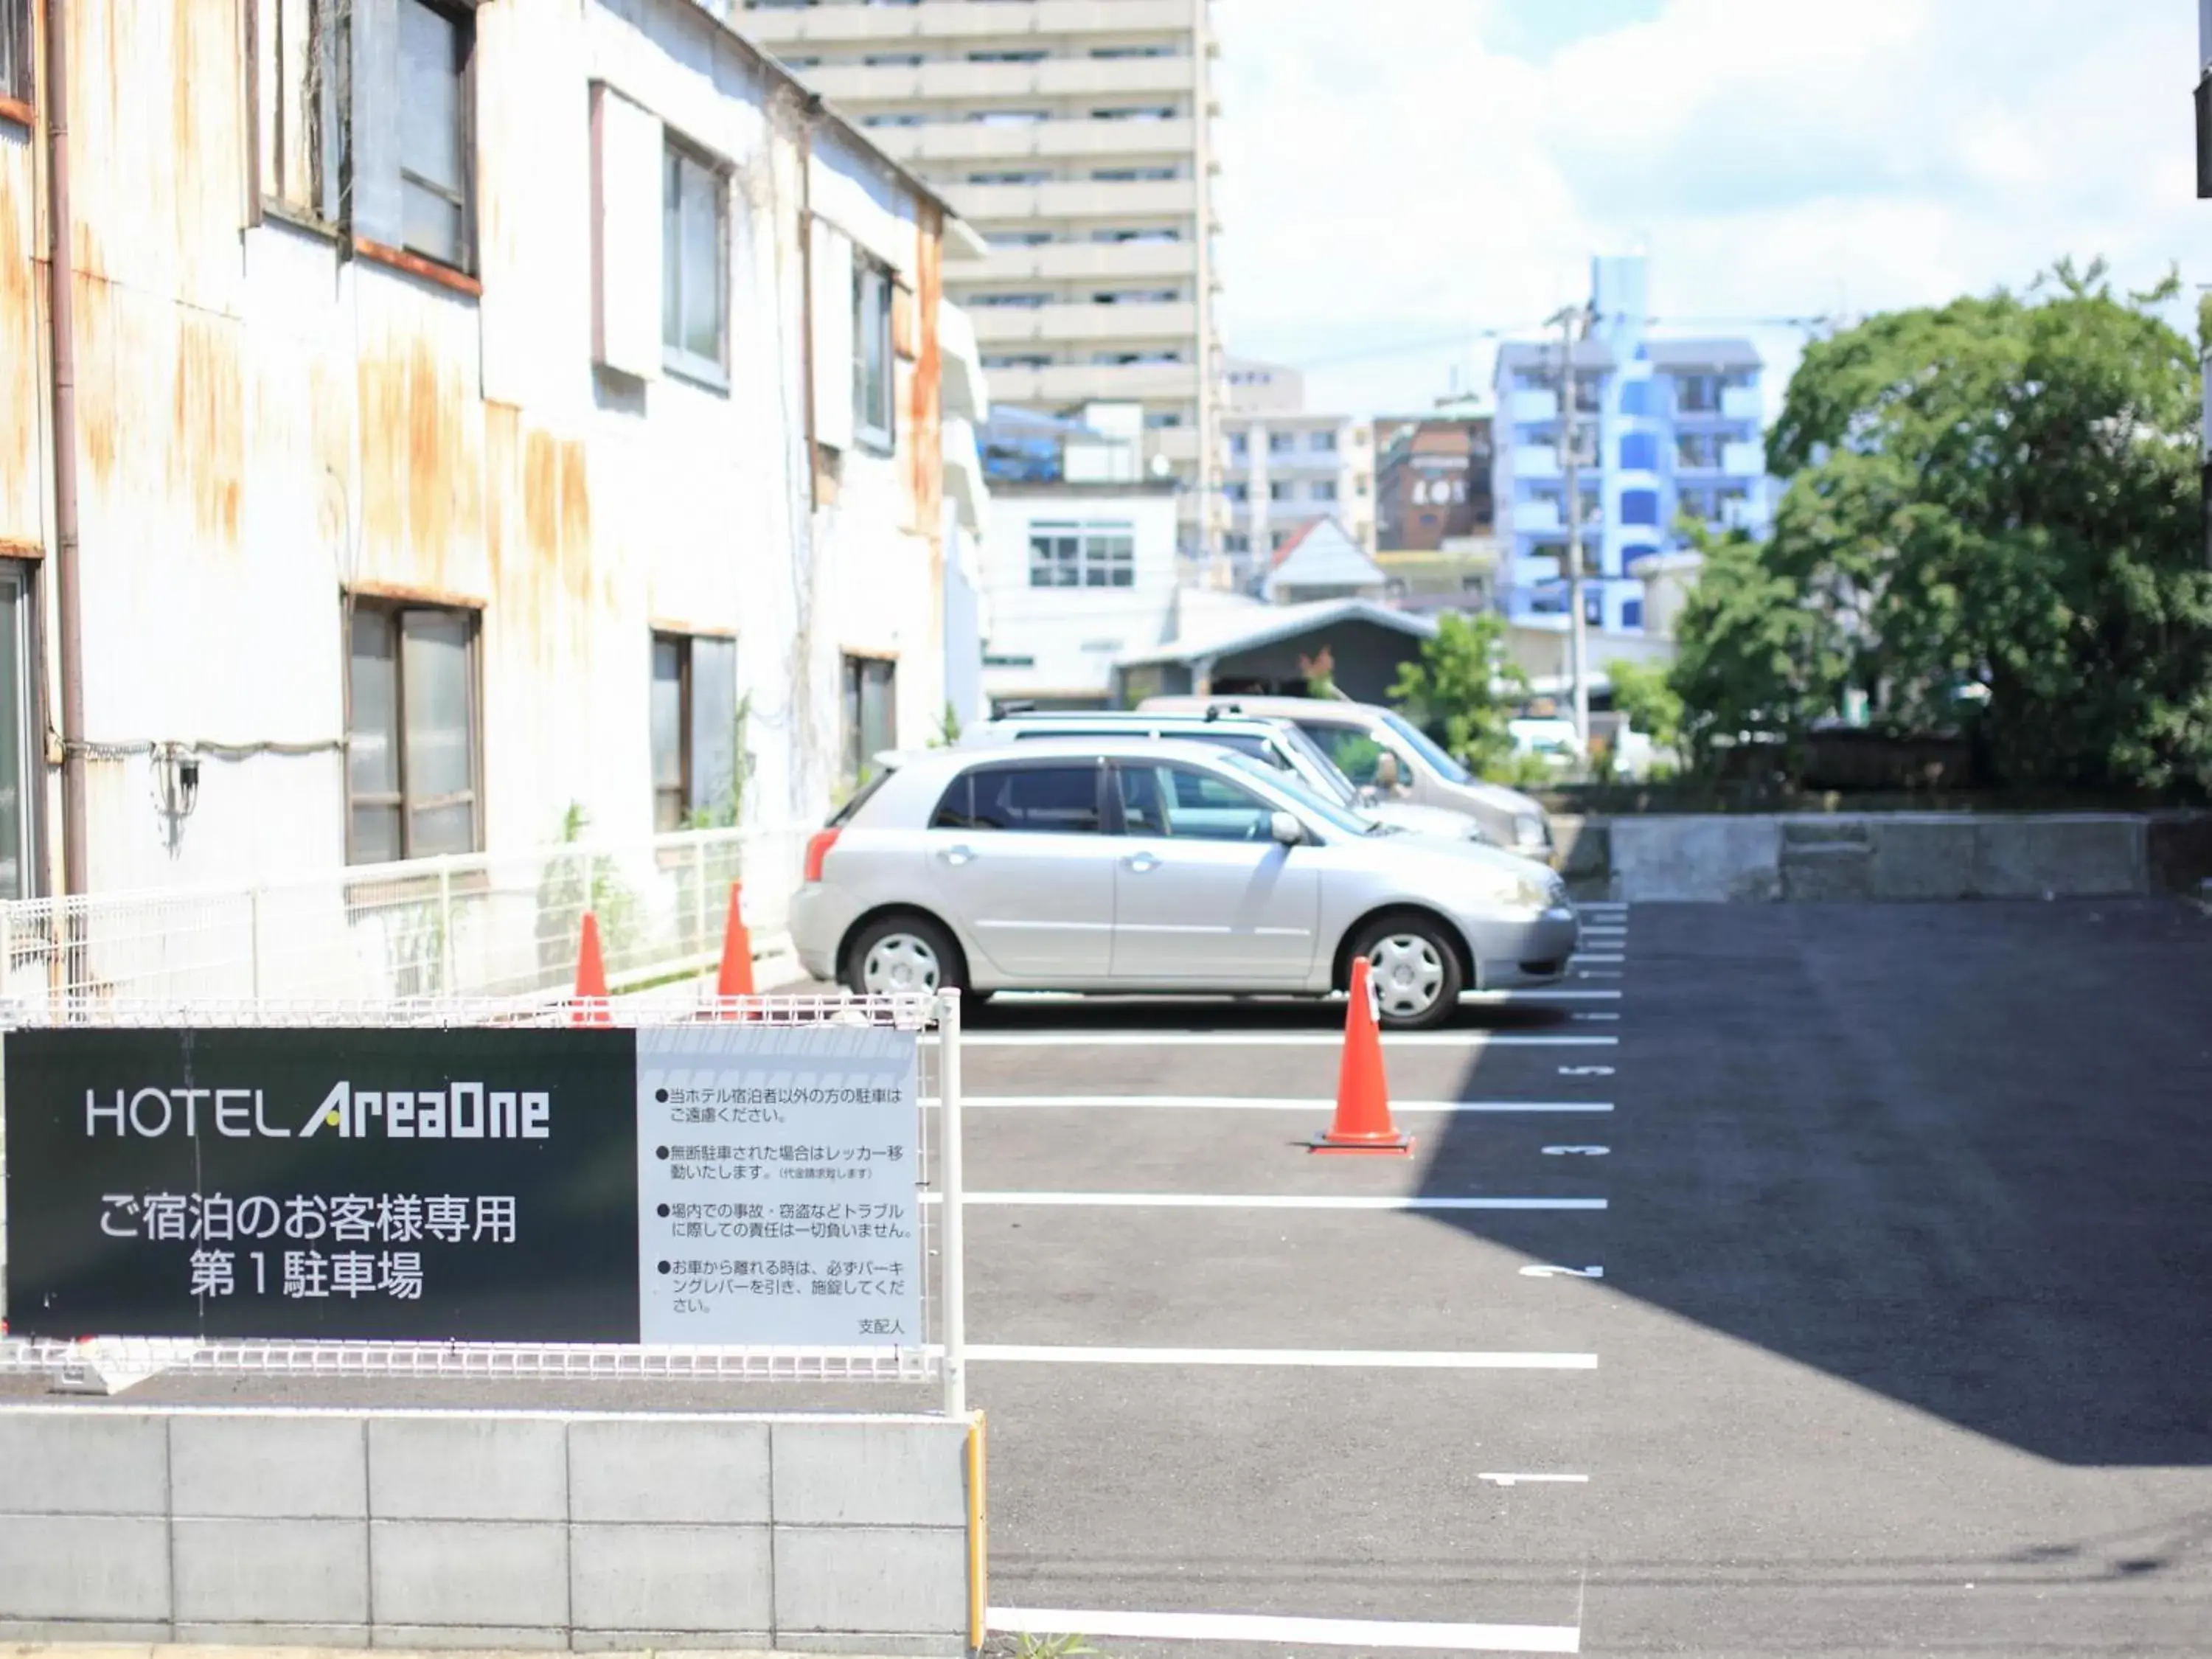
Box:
xmin=922 ymin=760 xmax=1116 ymax=982
xmin=1107 ymin=760 xmax=1319 ymax=986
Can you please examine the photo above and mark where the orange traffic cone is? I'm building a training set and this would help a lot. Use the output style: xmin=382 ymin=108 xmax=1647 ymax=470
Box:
xmin=714 ymin=882 xmax=757 ymax=1019
xmin=1311 ymin=956 xmax=1413 ymax=1155
xmin=571 ymin=911 xmax=612 ymax=1026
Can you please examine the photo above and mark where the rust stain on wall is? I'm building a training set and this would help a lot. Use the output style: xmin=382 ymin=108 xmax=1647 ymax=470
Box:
xmin=171 ymin=310 xmax=243 ymax=549
xmin=908 ymin=206 xmax=945 ymax=538
xmin=0 ymin=138 xmax=42 ymax=545
xmin=73 ymin=271 xmax=118 ymax=487
xmin=356 ymin=331 xmax=484 ymax=597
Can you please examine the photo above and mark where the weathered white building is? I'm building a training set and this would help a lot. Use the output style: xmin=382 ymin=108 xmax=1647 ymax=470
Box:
xmin=0 ymin=0 xmax=988 ymax=901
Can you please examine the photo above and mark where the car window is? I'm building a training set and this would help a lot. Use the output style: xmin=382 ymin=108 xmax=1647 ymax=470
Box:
xmin=1298 ymin=722 xmax=1387 ymax=787
xmin=932 ymin=764 xmax=1101 ymax=833
xmin=1116 ymin=763 xmax=1274 ymax=842
xmin=1379 ymin=709 xmax=1475 ymax=785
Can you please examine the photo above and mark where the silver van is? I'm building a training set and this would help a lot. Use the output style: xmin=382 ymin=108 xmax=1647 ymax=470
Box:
xmin=961 ymin=711 xmax=1496 ymax=844
xmin=1138 ymin=695 xmax=1554 ymax=857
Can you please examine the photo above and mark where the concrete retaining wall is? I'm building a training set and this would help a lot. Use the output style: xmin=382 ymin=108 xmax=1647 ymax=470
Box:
xmin=1600 ymin=812 xmax=2188 ymax=903
xmin=0 ymin=1406 xmax=978 ymax=1655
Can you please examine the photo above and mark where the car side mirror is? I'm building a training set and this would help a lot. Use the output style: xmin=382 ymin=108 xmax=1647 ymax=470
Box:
xmin=1270 ymin=810 xmax=1306 ymax=846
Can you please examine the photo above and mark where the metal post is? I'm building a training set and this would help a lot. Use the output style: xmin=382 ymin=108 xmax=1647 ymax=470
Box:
xmin=692 ymin=837 xmax=708 ymax=959
xmin=937 ymin=987 xmax=967 ymax=1417
xmin=437 ymin=863 xmax=454 ymax=995
xmin=1559 ymin=306 xmax=1590 ymax=751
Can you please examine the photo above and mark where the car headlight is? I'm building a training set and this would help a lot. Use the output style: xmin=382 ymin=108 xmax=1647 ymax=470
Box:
xmin=1508 ymin=875 xmax=1551 ymax=912
xmin=1513 ymin=813 xmax=1547 ymax=849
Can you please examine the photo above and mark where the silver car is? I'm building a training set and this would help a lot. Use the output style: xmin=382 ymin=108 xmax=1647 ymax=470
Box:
xmin=790 ymin=737 xmax=1579 ymax=1030
xmin=1138 ymin=695 xmax=1554 ymax=858
xmin=961 ymin=710 xmax=1496 ymax=844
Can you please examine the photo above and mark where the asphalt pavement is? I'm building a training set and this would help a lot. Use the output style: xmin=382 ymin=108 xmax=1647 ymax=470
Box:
xmin=12 ymin=897 xmax=2211 ymax=1656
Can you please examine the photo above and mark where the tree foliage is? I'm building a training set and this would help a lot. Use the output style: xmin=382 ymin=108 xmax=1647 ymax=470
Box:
xmin=1388 ymin=612 xmax=1528 ymax=775
xmin=1604 ymin=656 xmax=1684 ymax=751
xmin=1672 ymin=260 xmax=2212 ymax=793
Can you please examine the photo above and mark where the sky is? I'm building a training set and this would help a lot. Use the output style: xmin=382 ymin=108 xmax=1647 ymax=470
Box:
xmin=1212 ymin=0 xmax=2212 ymax=417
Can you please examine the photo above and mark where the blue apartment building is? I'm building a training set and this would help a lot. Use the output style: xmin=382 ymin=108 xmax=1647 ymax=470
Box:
xmin=1491 ymin=255 xmax=1770 ymax=634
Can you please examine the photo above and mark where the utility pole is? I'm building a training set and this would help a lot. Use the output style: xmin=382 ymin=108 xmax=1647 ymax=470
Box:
xmin=1554 ymin=303 xmax=1591 ymax=749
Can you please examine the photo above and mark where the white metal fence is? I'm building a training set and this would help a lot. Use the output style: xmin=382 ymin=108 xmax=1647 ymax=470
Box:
xmin=0 ymin=991 xmax=969 ymax=1413
xmin=0 ymin=824 xmax=817 ymax=1015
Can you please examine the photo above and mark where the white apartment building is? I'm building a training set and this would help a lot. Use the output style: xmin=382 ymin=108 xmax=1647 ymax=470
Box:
xmin=1220 ymin=358 xmax=1376 ymax=585
xmin=737 ymin=0 xmax=1225 ymax=567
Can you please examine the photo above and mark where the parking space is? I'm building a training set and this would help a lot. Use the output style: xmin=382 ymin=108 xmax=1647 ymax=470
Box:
xmin=959 ymin=897 xmax=2212 ymax=1658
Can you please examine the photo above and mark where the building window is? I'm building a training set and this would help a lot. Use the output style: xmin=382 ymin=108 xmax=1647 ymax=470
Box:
xmin=1677 ymin=432 xmax=1717 ymax=469
xmin=970 ymin=169 xmax=1052 ymax=186
xmin=0 ymin=0 xmax=29 ymax=107
xmin=1228 ymin=432 xmax=1248 ymax=458
xmin=1224 ymin=481 xmax=1248 ymax=503
xmin=853 ymin=260 xmax=894 ymax=452
xmin=1619 ymin=432 xmax=1658 ymax=471
xmin=969 ymin=49 xmax=1048 ymax=63
xmin=650 ymin=633 xmax=740 ymax=832
xmin=1674 ymin=373 xmax=1719 ymax=413
xmin=397 ymin=0 xmax=474 ymax=270
xmin=1621 ymin=598 xmax=1644 ymax=630
xmin=1271 ymin=529 xmax=1292 ymax=550
xmin=861 ymin=111 xmax=925 ymax=128
xmin=1029 ymin=523 xmax=1135 ymax=588
xmin=253 ymin=0 xmax=346 ymax=220
xmin=1310 ymin=480 xmax=1338 ymax=501
xmin=1267 ymin=432 xmax=1295 ymax=455
xmin=1585 ymin=590 xmax=1603 ymax=625
xmin=1310 ymin=431 xmax=1338 ymax=453
xmin=1224 ymin=532 xmax=1249 ymax=554
xmin=842 ymin=656 xmax=897 ymax=787
xmin=347 ymin=603 xmax=480 ymax=864
xmin=1268 ymin=481 xmax=1291 ymax=501
xmin=1093 ymin=166 xmax=1178 ymax=182
xmin=663 ymin=139 xmax=726 ymax=380
xmin=1618 ymin=379 xmax=1650 ymax=417
xmin=0 ymin=563 xmax=34 ymax=898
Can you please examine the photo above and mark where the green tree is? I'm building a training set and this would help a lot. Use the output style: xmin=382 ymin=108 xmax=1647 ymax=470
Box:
xmin=1674 ymin=260 xmax=2212 ymax=792
xmin=1604 ymin=656 xmax=1683 ymax=751
xmin=1388 ymin=611 xmax=1528 ymax=776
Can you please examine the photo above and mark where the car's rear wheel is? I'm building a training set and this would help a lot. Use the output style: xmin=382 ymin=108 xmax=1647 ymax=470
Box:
xmin=1346 ymin=914 xmax=1465 ymax=1031
xmin=844 ymin=914 xmax=967 ymax=1000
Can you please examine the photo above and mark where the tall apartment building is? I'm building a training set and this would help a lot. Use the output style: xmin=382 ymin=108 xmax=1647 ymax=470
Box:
xmin=1492 ymin=254 xmax=1770 ymax=635
xmin=739 ymin=0 xmax=1225 ymax=566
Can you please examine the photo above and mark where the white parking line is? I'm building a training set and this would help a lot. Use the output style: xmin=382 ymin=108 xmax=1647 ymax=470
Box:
xmin=991 ymin=1607 xmax=1581 ymax=1653
xmin=1568 ymin=953 xmax=1625 ymax=964
xmin=938 ymin=1095 xmax=1615 ymax=1113
xmin=1464 ymin=989 xmax=1621 ymax=1001
xmin=945 ymin=1031 xmax=1618 ymax=1048
xmin=1478 ymin=1472 xmax=1590 ymax=1487
xmin=921 ymin=1192 xmax=1607 ymax=1211
xmin=970 ymin=1346 xmax=1597 ymax=1371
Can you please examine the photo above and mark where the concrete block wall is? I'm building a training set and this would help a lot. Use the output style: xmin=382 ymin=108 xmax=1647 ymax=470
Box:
xmin=1602 ymin=812 xmax=2166 ymax=903
xmin=0 ymin=1406 xmax=978 ymax=1655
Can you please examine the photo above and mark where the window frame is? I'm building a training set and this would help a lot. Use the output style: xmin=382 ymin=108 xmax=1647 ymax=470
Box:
xmin=661 ymin=132 xmax=731 ymax=386
xmin=1026 ymin=521 xmax=1135 ymax=589
xmin=0 ymin=0 xmax=31 ymax=115
xmin=344 ymin=597 xmax=484 ymax=866
xmin=852 ymin=257 xmax=897 ymax=453
xmin=0 ymin=561 xmax=38 ymax=899
xmin=394 ymin=0 xmax=479 ymax=276
xmin=841 ymin=653 xmax=898 ymax=789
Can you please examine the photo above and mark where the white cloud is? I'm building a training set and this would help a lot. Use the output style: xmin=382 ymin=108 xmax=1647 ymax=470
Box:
xmin=1213 ymin=0 xmax=2212 ymax=417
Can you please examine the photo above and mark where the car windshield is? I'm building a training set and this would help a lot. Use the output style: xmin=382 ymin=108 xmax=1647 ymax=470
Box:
xmin=1271 ymin=723 xmax=1363 ymax=807
xmin=1212 ymin=748 xmax=1386 ymax=837
xmin=1379 ymin=709 xmax=1474 ymax=785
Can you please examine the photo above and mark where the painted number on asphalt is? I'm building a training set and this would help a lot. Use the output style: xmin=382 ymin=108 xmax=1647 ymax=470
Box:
xmin=1558 ymin=1065 xmax=1616 ymax=1077
xmin=1520 ymin=1265 xmax=1604 ymax=1279
xmin=1541 ymin=1145 xmax=1610 ymax=1156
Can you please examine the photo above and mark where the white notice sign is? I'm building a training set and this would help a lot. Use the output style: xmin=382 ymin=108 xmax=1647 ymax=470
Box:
xmin=635 ymin=1025 xmax=921 ymax=1346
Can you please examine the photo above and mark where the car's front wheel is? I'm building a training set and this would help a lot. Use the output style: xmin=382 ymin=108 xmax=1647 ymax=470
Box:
xmin=1345 ymin=914 xmax=1465 ymax=1031
xmin=842 ymin=913 xmax=968 ymax=1001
